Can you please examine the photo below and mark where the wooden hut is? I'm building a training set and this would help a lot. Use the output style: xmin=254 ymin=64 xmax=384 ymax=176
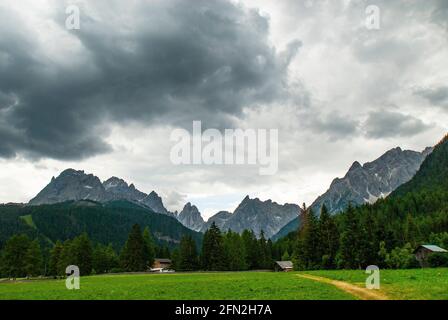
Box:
xmin=274 ymin=261 xmax=293 ymax=272
xmin=413 ymin=245 xmax=448 ymax=267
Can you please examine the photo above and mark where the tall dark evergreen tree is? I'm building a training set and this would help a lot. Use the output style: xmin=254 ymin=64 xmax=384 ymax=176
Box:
xmin=1 ymin=234 xmax=31 ymax=278
xmin=241 ymin=229 xmax=259 ymax=269
xmin=143 ymin=227 xmax=156 ymax=268
xmin=177 ymin=235 xmax=199 ymax=271
xmin=201 ymin=222 xmax=226 ymax=271
xmin=318 ymin=205 xmax=339 ymax=268
xmin=223 ymin=230 xmax=247 ymax=271
xmin=72 ymin=233 xmax=93 ymax=276
xmin=120 ymin=224 xmax=147 ymax=272
xmin=49 ymin=241 xmax=63 ymax=276
xmin=93 ymin=243 xmax=119 ymax=274
xmin=338 ymin=204 xmax=362 ymax=269
xmin=24 ymin=239 xmax=43 ymax=277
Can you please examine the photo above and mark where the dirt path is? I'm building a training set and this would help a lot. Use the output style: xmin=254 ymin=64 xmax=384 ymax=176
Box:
xmin=297 ymin=274 xmax=389 ymax=300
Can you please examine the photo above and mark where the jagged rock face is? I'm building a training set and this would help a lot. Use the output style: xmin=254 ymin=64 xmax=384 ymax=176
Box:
xmin=201 ymin=211 xmax=232 ymax=233
xmin=103 ymin=177 xmax=147 ymax=202
xmin=311 ymin=147 xmax=433 ymax=214
xmin=140 ymin=191 xmax=172 ymax=216
xmin=203 ymin=196 xmax=299 ymax=238
xmin=29 ymin=169 xmax=108 ymax=205
xmin=29 ymin=169 xmax=172 ymax=216
xmin=177 ymin=202 xmax=205 ymax=232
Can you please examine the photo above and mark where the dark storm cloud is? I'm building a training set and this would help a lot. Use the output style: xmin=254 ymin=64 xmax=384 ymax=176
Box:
xmin=415 ymin=86 xmax=448 ymax=109
xmin=364 ymin=110 xmax=430 ymax=139
xmin=0 ymin=0 xmax=299 ymax=160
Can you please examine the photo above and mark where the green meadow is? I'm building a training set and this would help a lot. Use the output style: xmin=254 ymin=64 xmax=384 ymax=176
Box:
xmin=0 ymin=269 xmax=447 ymax=300
xmin=307 ymin=268 xmax=448 ymax=300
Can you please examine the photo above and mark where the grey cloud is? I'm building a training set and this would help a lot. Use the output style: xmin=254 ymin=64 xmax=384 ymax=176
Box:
xmin=364 ymin=110 xmax=430 ymax=139
xmin=303 ymin=111 xmax=359 ymax=141
xmin=0 ymin=0 xmax=299 ymax=160
xmin=415 ymin=86 xmax=448 ymax=108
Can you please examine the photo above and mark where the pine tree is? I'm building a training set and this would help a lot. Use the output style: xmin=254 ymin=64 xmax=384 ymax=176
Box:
xmin=223 ymin=230 xmax=247 ymax=271
xmin=178 ymin=235 xmax=199 ymax=271
xmin=72 ymin=233 xmax=93 ymax=276
xmin=24 ymin=239 xmax=43 ymax=277
xmin=93 ymin=243 xmax=118 ymax=274
xmin=57 ymin=240 xmax=74 ymax=276
xmin=120 ymin=224 xmax=147 ymax=272
xmin=49 ymin=241 xmax=63 ymax=276
xmin=201 ymin=222 xmax=226 ymax=271
xmin=1 ymin=234 xmax=31 ymax=278
xmin=143 ymin=227 xmax=156 ymax=268
xmin=293 ymin=204 xmax=320 ymax=270
xmin=241 ymin=229 xmax=259 ymax=269
xmin=338 ymin=204 xmax=362 ymax=269
xmin=281 ymin=250 xmax=290 ymax=261
xmin=318 ymin=205 xmax=339 ymax=268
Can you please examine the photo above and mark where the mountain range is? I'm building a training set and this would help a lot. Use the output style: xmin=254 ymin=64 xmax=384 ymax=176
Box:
xmin=29 ymin=169 xmax=174 ymax=217
xmin=271 ymin=146 xmax=432 ymax=241
xmin=24 ymin=144 xmax=432 ymax=240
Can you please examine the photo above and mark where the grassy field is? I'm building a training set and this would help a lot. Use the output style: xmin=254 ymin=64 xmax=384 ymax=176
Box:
xmin=0 ymin=272 xmax=354 ymax=300
xmin=307 ymin=268 xmax=448 ymax=300
xmin=0 ymin=269 xmax=446 ymax=300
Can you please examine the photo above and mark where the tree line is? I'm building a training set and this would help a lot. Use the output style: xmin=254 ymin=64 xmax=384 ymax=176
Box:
xmin=0 ymin=224 xmax=171 ymax=278
xmin=171 ymin=222 xmax=274 ymax=271
xmin=0 ymin=222 xmax=277 ymax=278
xmin=273 ymin=196 xmax=448 ymax=271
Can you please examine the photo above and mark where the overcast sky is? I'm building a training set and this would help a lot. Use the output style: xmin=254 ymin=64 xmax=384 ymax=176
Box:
xmin=0 ymin=0 xmax=447 ymax=219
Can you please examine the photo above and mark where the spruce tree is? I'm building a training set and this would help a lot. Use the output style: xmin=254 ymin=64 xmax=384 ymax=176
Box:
xmin=73 ymin=233 xmax=93 ymax=276
xmin=201 ymin=222 xmax=226 ymax=271
xmin=143 ymin=227 xmax=156 ymax=268
xmin=241 ymin=229 xmax=259 ymax=269
xmin=318 ymin=205 xmax=339 ymax=268
xmin=24 ymin=239 xmax=43 ymax=277
xmin=223 ymin=230 xmax=247 ymax=271
xmin=1 ymin=234 xmax=31 ymax=278
xmin=49 ymin=241 xmax=63 ymax=276
xmin=120 ymin=224 xmax=147 ymax=272
xmin=57 ymin=240 xmax=74 ymax=276
xmin=338 ymin=204 xmax=361 ymax=269
xmin=178 ymin=235 xmax=199 ymax=271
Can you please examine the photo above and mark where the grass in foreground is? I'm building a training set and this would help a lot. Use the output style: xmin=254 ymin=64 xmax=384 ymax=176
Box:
xmin=0 ymin=271 xmax=355 ymax=300
xmin=306 ymin=268 xmax=448 ymax=300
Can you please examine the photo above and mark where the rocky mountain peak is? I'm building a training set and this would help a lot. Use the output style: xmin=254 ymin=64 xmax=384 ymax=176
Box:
xmin=310 ymin=146 xmax=432 ymax=215
xmin=29 ymin=169 xmax=172 ymax=217
xmin=348 ymin=161 xmax=362 ymax=172
xmin=103 ymin=176 xmax=129 ymax=190
xmin=177 ymin=202 xmax=204 ymax=232
xmin=203 ymin=196 xmax=299 ymax=238
xmin=29 ymin=169 xmax=107 ymax=205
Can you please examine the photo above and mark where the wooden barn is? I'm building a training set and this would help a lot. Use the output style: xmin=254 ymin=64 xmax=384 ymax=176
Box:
xmin=413 ymin=244 xmax=448 ymax=267
xmin=274 ymin=261 xmax=293 ymax=272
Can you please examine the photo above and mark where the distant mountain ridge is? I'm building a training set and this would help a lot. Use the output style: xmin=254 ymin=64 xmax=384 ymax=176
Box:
xmin=271 ymin=146 xmax=432 ymax=241
xmin=29 ymin=169 xmax=174 ymax=216
xmin=310 ymin=146 xmax=432 ymax=214
xmin=202 ymin=196 xmax=300 ymax=238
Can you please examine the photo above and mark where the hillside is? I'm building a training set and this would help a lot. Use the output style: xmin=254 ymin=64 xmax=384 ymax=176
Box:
xmin=391 ymin=135 xmax=448 ymax=197
xmin=272 ymin=134 xmax=448 ymax=269
xmin=272 ymin=146 xmax=431 ymax=240
xmin=0 ymin=200 xmax=202 ymax=250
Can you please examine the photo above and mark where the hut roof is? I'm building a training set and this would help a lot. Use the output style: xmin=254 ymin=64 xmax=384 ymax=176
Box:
xmin=275 ymin=261 xmax=293 ymax=269
xmin=414 ymin=245 xmax=448 ymax=253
